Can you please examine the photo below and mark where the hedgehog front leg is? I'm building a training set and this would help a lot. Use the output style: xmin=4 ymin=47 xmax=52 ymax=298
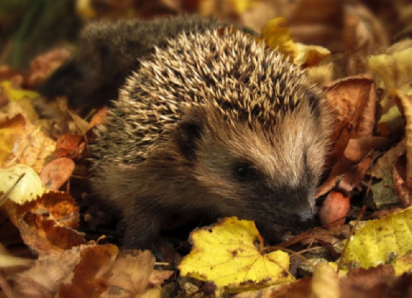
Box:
xmin=122 ymin=203 xmax=164 ymax=250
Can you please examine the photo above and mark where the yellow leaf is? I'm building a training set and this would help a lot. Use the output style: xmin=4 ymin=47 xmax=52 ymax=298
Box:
xmin=294 ymin=43 xmax=331 ymax=67
xmin=224 ymin=0 xmax=256 ymax=14
xmin=343 ymin=207 xmax=412 ymax=269
xmin=0 ymin=164 xmax=46 ymax=204
xmin=179 ymin=217 xmax=293 ymax=294
xmin=368 ymin=48 xmax=412 ymax=96
xmin=0 ymin=81 xmax=39 ymax=102
xmin=368 ymin=48 xmax=412 ymax=129
xmin=261 ymin=17 xmax=297 ymax=61
xmin=392 ymin=251 xmax=412 ymax=276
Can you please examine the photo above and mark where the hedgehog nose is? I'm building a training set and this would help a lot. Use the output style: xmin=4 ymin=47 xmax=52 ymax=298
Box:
xmin=292 ymin=212 xmax=315 ymax=231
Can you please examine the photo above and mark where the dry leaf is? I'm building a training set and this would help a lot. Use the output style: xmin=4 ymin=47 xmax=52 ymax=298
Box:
xmin=19 ymin=212 xmax=84 ymax=255
xmin=262 ymin=17 xmax=297 ymax=61
xmin=55 ymin=134 xmax=86 ymax=159
xmin=324 ymin=76 xmax=376 ymax=139
xmin=342 ymin=206 xmax=412 ymax=270
xmin=0 ymin=102 xmax=56 ymax=172
xmin=11 ymin=246 xmax=83 ymax=298
xmin=0 ymin=164 xmax=46 ymax=209
xmin=59 ymin=244 xmax=118 ymax=298
xmin=179 ymin=217 xmax=293 ymax=295
xmin=40 ymin=157 xmax=75 ymax=191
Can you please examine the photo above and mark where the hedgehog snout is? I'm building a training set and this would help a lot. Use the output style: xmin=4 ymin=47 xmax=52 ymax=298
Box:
xmin=291 ymin=211 xmax=315 ymax=231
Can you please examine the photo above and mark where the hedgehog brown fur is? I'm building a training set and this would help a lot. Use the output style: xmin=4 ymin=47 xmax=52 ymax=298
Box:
xmin=38 ymin=15 xmax=222 ymax=110
xmin=91 ymin=27 xmax=331 ymax=249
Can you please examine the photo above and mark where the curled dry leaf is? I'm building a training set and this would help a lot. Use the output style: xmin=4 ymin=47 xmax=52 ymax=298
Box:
xmin=105 ymin=250 xmax=173 ymax=297
xmin=318 ymin=136 xmax=390 ymax=197
xmin=55 ymin=134 xmax=86 ymax=160
xmin=11 ymin=245 xmax=84 ymax=298
xmin=262 ymin=17 xmax=297 ymax=61
xmin=395 ymin=91 xmax=412 ymax=188
xmin=392 ymin=154 xmax=411 ymax=207
xmin=320 ymin=191 xmax=350 ymax=228
xmin=368 ymin=48 xmax=412 ymax=114
xmin=372 ymin=139 xmax=405 ymax=179
xmin=294 ymin=43 xmax=330 ymax=67
xmin=40 ymin=157 xmax=75 ymax=191
xmin=324 ymin=76 xmax=376 ymax=139
xmin=19 ymin=212 xmax=84 ymax=255
xmin=88 ymin=105 xmax=108 ymax=129
xmin=344 ymin=2 xmax=389 ymax=76
xmin=59 ymin=244 xmax=118 ymax=298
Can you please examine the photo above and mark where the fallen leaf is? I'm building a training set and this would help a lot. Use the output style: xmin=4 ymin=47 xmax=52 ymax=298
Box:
xmin=0 ymin=114 xmax=25 ymax=165
xmin=395 ymin=91 xmax=412 ymax=188
xmin=40 ymin=157 xmax=75 ymax=191
xmin=324 ymin=76 xmax=376 ymax=139
xmin=59 ymin=244 xmax=118 ymax=298
xmin=368 ymin=48 xmax=412 ymax=114
xmin=10 ymin=247 xmax=83 ymax=297
xmin=55 ymin=134 xmax=86 ymax=160
xmin=179 ymin=217 xmax=293 ymax=294
xmin=262 ymin=17 xmax=297 ymax=61
xmin=294 ymin=43 xmax=330 ymax=67
xmin=106 ymin=250 xmax=173 ymax=297
xmin=0 ymin=164 xmax=46 ymax=206
xmin=19 ymin=212 xmax=84 ymax=255
xmin=0 ymin=101 xmax=56 ymax=172
xmin=392 ymin=154 xmax=411 ymax=207
xmin=372 ymin=139 xmax=405 ymax=179
xmin=0 ymin=80 xmax=39 ymax=102
xmin=342 ymin=206 xmax=412 ymax=269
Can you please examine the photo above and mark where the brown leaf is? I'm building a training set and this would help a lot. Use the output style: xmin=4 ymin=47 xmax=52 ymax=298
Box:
xmin=340 ymin=265 xmax=396 ymax=298
xmin=344 ymin=3 xmax=389 ymax=76
xmin=392 ymin=154 xmax=412 ymax=207
xmin=40 ymin=157 xmax=75 ymax=191
xmin=11 ymin=246 xmax=83 ymax=298
xmin=372 ymin=139 xmax=406 ymax=179
xmin=324 ymin=76 xmax=376 ymax=139
xmin=19 ymin=211 xmax=84 ymax=255
xmin=338 ymin=155 xmax=373 ymax=194
xmin=88 ymin=105 xmax=108 ymax=129
xmin=11 ymin=191 xmax=79 ymax=229
xmin=55 ymin=134 xmax=86 ymax=159
xmin=59 ymin=244 xmax=118 ymax=298
xmin=106 ymin=250 xmax=173 ymax=296
xmin=234 ymin=277 xmax=312 ymax=298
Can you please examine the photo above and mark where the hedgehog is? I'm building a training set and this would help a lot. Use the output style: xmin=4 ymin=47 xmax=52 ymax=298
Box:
xmin=91 ymin=26 xmax=331 ymax=249
xmin=37 ymin=15 xmax=222 ymax=110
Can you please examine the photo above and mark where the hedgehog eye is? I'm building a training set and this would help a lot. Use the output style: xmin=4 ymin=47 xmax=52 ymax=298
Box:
xmin=233 ymin=162 xmax=254 ymax=181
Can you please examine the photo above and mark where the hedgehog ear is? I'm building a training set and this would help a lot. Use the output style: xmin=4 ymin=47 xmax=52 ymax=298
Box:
xmin=176 ymin=117 xmax=203 ymax=160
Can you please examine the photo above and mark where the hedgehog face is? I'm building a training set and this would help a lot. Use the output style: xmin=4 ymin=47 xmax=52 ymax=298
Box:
xmin=176 ymin=97 xmax=328 ymax=231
